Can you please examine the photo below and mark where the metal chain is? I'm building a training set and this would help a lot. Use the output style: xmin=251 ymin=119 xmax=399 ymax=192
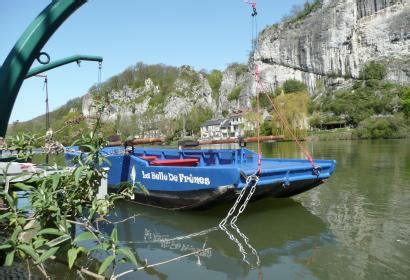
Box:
xmin=219 ymin=181 xmax=249 ymax=227
xmin=220 ymin=224 xmax=251 ymax=265
xmin=231 ymin=222 xmax=261 ymax=267
xmin=230 ymin=175 xmax=259 ymax=226
xmin=219 ymin=174 xmax=259 ymax=228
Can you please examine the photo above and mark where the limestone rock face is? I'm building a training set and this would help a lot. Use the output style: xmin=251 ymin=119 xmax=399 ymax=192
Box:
xmin=218 ymin=68 xmax=253 ymax=114
xmin=82 ymin=68 xmax=217 ymax=127
xmin=254 ymin=0 xmax=410 ymax=94
xmin=82 ymin=0 xmax=410 ymax=126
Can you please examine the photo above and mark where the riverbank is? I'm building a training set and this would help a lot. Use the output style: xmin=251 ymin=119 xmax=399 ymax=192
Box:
xmin=306 ymin=127 xmax=410 ymax=142
xmin=307 ymin=128 xmax=354 ymax=141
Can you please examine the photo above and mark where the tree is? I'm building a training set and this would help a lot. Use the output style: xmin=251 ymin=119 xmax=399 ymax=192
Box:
xmin=260 ymin=120 xmax=273 ymax=136
xmin=228 ymin=86 xmax=242 ymax=101
xmin=360 ymin=61 xmax=387 ymax=80
xmin=207 ymin=70 xmax=223 ymax=101
xmin=400 ymin=87 xmax=410 ymax=119
xmin=283 ymin=79 xmax=307 ymax=94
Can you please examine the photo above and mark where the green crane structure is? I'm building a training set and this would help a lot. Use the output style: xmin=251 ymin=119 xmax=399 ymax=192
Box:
xmin=26 ymin=55 xmax=103 ymax=79
xmin=0 ymin=0 xmax=103 ymax=137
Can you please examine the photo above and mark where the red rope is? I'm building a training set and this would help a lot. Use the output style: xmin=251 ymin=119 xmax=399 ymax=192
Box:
xmin=255 ymin=65 xmax=262 ymax=175
xmin=259 ymin=82 xmax=318 ymax=171
xmin=247 ymin=0 xmax=318 ymax=175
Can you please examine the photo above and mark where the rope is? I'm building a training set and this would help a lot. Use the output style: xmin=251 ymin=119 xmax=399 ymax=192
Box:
xmin=258 ymin=81 xmax=319 ymax=174
xmin=246 ymin=0 xmax=319 ymax=175
xmin=255 ymin=65 xmax=262 ymax=175
xmin=248 ymin=0 xmax=262 ymax=175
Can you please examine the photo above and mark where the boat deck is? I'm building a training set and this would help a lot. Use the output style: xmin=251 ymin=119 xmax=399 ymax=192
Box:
xmin=65 ymin=146 xmax=336 ymax=204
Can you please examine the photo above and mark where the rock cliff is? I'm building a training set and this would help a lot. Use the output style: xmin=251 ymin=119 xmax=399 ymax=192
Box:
xmin=82 ymin=0 xmax=410 ymax=128
xmin=254 ymin=0 xmax=410 ymax=94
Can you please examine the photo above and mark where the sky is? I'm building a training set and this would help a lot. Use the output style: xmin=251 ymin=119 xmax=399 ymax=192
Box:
xmin=0 ymin=0 xmax=305 ymax=123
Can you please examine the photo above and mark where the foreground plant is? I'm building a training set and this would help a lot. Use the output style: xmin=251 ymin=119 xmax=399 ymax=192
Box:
xmin=6 ymin=133 xmax=38 ymax=161
xmin=0 ymin=102 xmax=142 ymax=278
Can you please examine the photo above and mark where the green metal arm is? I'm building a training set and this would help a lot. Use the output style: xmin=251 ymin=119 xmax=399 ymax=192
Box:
xmin=0 ymin=0 xmax=87 ymax=137
xmin=26 ymin=55 xmax=103 ymax=78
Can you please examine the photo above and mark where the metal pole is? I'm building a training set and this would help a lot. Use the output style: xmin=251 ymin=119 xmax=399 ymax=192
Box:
xmin=44 ymin=77 xmax=50 ymax=132
xmin=0 ymin=0 xmax=87 ymax=137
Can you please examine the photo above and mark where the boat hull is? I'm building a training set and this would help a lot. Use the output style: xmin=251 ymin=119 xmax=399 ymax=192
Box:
xmin=108 ymin=178 xmax=325 ymax=210
xmin=65 ymin=147 xmax=336 ymax=210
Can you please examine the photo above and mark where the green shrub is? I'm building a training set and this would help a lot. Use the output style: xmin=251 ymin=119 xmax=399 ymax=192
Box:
xmin=228 ymin=86 xmax=242 ymax=101
xmin=285 ymin=0 xmax=323 ymax=23
xmin=207 ymin=70 xmax=223 ymax=100
xmin=185 ymin=106 xmax=213 ymax=134
xmin=318 ymin=82 xmax=403 ymax=127
xmin=360 ymin=61 xmax=387 ymax=80
xmin=354 ymin=115 xmax=408 ymax=139
xmin=283 ymin=79 xmax=307 ymax=94
xmin=260 ymin=120 xmax=273 ymax=136
xmin=400 ymin=87 xmax=410 ymax=118
xmin=251 ymin=91 xmax=274 ymax=111
xmin=227 ymin=63 xmax=248 ymax=78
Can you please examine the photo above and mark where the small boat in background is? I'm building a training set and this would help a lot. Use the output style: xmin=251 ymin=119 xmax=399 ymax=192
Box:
xmin=65 ymin=146 xmax=336 ymax=210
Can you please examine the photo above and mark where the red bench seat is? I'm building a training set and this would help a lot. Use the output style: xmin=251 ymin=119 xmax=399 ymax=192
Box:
xmin=149 ymin=158 xmax=199 ymax=167
xmin=139 ymin=156 xmax=158 ymax=161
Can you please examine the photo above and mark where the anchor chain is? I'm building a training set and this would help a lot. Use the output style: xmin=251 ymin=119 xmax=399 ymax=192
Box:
xmin=219 ymin=174 xmax=259 ymax=228
xmin=220 ymin=223 xmax=251 ymax=265
xmin=231 ymin=222 xmax=261 ymax=267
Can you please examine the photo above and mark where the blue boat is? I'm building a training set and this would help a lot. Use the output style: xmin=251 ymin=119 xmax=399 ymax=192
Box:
xmin=65 ymin=146 xmax=336 ymax=210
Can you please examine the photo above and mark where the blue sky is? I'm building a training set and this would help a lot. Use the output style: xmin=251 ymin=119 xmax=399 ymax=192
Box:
xmin=1 ymin=0 xmax=305 ymax=123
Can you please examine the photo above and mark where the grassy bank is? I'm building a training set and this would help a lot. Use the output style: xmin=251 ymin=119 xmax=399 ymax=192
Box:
xmin=307 ymin=128 xmax=354 ymax=141
xmin=307 ymin=127 xmax=410 ymax=141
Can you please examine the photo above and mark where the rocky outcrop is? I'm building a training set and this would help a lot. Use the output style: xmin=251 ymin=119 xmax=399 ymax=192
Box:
xmin=82 ymin=0 xmax=410 ymax=127
xmin=254 ymin=0 xmax=410 ymax=94
xmin=218 ymin=67 xmax=253 ymax=113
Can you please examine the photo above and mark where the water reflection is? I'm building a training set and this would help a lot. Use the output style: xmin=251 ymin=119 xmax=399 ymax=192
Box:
xmin=33 ymin=140 xmax=410 ymax=279
xmin=103 ymin=198 xmax=329 ymax=279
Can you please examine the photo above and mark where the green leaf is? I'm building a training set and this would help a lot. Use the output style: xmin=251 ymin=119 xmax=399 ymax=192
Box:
xmin=82 ymin=144 xmax=97 ymax=153
xmin=13 ymin=182 xmax=34 ymax=191
xmin=37 ymin=228 xmax=65 ymax=236
xmin=45 ymin=235 xmax=71 ymax=248
xmin=4 ymin=193 xmax=15 ymax=208
xmin=17 ymin=244 xmax=39 ymax=260
xmin=33 ymin=238 xmax=47 ymax=249
xmin=17 ymin=217 xmax=26 ymax=225
xmin=74 ymin=166 xmax=84 ymax=186
xmin=0 ymin=243 xmax=13 ymax=250
xmin=51 ymin=174 xmax=60 ymax=190
xmin=35 ymin=246 xmax=60 ymax=264
xmin=87 ymin=207 xmax=96 ymax=221
xmin=67 ymin=248 xmax=79 ymax=269
xmin=4 ymin=250 xmax=15 ymax=266
xmin=90 ymin=243 xmax=109 ymax=252
xmin=0 ymin=212 xmax=13 ymax=220
xmin=98 ymin=255 xmax=115 ymax=275
xmin=110 ymin=228 xmax=118 ymax=244
xmin=74 ymin=231 xmax=97 ymax=243
xmin=11 ymin=226 xmax=23 ymax=242
xmin=117 ymin=247 xmax=138 ymax=268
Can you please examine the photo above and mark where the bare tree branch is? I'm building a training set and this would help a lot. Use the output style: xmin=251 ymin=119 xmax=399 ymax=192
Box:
xmin=112 ymin=247 xmax=211 ymax=279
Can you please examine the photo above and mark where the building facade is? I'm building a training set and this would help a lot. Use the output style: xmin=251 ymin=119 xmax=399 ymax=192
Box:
xmin=200 ymin=109 xmax=256 ymax=140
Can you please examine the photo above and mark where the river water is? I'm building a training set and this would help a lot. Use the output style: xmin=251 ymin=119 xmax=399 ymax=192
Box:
xmin=28 ymin=140 xmax=410 ymax=279
xmin=87 ymin=139 xmax=409 ymax=280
